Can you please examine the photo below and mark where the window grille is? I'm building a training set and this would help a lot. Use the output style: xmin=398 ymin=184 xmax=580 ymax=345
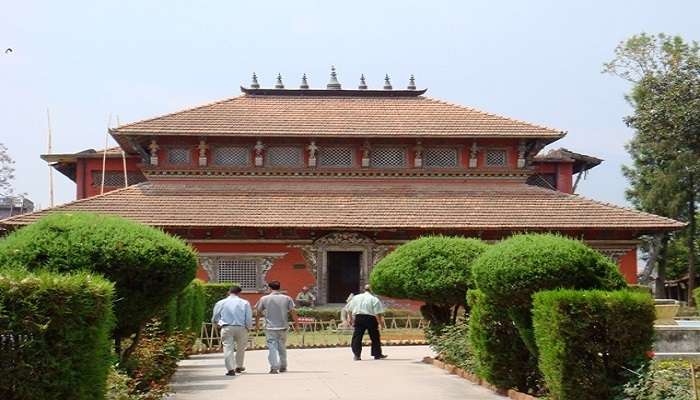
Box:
xmin=319 ymin=147 xmax=354 ymax=167
xmin=266 ymin=146 xmax=303 ymax=167
xmin=526 ymin=173 xmax=557 ymax=190
xmin=91 ymin=171 xmax=147 ymax=187
xmin=218 ymin=259 xmax=259 ymax=290
xmin=213 ymin=146 xmax=250 ymax=166
xmin=168 ymin=148 xmax=191 ymax=165
xmin=485 ymin=150 xmax=507 ymax=167
xmin=370 ymin=147 xmax=406 ymax=168
xmin=423 ymin=148 xmax=459 ymax=168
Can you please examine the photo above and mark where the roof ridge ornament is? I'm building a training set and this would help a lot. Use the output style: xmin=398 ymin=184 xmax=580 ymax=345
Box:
xmin=383 ymin=74 xmax=392 ymax=90
xmin=407 ymin=74 xmax=416 ymax=90
xmin=327 ymin=66 xmax=342 ymax=89
xmin=250 ymin=72 xmax=260 ymax=89
xmin=358 ymin=74 xmax=368 ymax=90
xmin=300 ymin=73 xmax=309 ymax=89
xmin=275 ymin=73 xmax=285 ymax=89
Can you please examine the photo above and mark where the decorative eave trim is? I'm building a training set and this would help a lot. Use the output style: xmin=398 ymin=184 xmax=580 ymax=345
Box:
xmin=142 ymin=168 xmax=532 ymax=179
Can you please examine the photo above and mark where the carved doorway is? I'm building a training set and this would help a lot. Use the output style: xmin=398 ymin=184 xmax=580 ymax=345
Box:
xmin=327 ymin=251 xmax=361 ymax=303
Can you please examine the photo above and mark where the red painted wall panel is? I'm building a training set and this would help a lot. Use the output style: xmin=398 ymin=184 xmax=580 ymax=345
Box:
xmin=619 ymin=249 xmax=638 ymax=284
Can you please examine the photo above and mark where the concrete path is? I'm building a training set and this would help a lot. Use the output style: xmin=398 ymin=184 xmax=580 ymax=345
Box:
xmin=168 ymin=345 xmax=504 ymax=400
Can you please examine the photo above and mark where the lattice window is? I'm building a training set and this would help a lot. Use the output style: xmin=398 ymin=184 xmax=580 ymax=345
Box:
xmin=218 ymin=259 xmax=259 ymax=290
xmin=91 ymin=171 xmax=147 ymax=187
xmin=213 ymin=146 xmax=250 ymax=166
xmin=526 ymin=173 xmax=557 ymax=190
xmin=370 ymin=147 xmax=406 ymax=168
xmin=485 ymin=150 xmax=507 ymax=167
xmin=266 ymin=146 xmax=303 ymax=167
xmin=423 ymin=148 xmax=459 ymax=168
xmin=319 ymin=147 xmax=354 ymax=167
xmin=168 ymin=148 xmax=191 ymax=165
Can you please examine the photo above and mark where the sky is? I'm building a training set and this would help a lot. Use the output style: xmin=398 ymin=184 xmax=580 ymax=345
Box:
xmin=1 ymin=0 xmax=699 ymax=209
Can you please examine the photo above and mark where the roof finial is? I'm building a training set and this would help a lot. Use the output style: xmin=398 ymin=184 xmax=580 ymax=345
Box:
xmin=383 ymin=74 xmax=393 ymax=90
xmin=327 ymin=65 xmax=342 ymax=90
xmin=275 ymin=73 xmax=285 ymax=89
xmin=300 ymin=73 xmax=309 ymax=89
xmin=250 ymin=72 xmax=260 ymax=89
xmin=358 ymin=74 xmax=368 ymax=90
xmin=407 ymin=74 xmax=416 ymax=90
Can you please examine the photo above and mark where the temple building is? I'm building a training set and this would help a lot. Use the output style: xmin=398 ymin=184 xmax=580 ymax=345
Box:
xmin=1 ymin=69 xmax=683 ymax=305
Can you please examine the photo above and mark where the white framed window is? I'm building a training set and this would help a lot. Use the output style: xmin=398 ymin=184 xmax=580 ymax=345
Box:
xmin=213 ymin=146 xmax=250 ymax=166
xmin=485 ymin=150 xmax=508 ymax=167
xmin=319 ymin=147 xmax=354 ymax=167
xmin=423 ymin=148 xmax=459 ymax=168
xmin=370 ymin=147 xmax=406 ymax=168
xmin=218 ymin=258 xmax=260 ymax=291
xmin=266 ymin=146 xmax=303 ymax=167
xmin=167 ymin=148 xmax=191 ymax=165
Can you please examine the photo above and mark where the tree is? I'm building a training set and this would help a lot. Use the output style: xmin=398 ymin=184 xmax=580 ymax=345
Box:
xmin=604 ymin=33 xmax=700 ymax=301
xmin=0 ymin=143 xmax=16 ymax=197
xmin=369 ymin=236 xmax=489 ymax=325
xmin=0 ymin=212 xmax=198 ymax=361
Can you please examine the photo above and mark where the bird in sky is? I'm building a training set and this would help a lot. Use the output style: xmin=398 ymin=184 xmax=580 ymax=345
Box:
xmin=5 ymin=48 xmax=13 ymax=54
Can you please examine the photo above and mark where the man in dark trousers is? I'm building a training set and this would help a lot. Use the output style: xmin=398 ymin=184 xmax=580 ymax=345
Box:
xmin=345 ymin=284 xmax=388 ymax=360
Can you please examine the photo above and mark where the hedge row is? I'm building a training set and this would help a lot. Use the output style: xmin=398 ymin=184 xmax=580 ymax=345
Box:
xmin=467 ymin=289 xmax=537 ymax=391
xmin=532 ymin=289 xmax=655 ymax=400
xmin=162 ymin=280 xmax=207 ymax=334
xmin=0 ymin=212 xmax=198 ymax=340
xmin=0 ymin=268 xmax=115 ymax=400
xmin=296 ymin=307 xmax=420 ymax=320
xmin=202 ymin=283 xmax=232 ymax=323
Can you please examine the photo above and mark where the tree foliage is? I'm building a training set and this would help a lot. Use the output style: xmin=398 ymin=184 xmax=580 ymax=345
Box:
xmin=0 ymin=143 xmax=16 ymax=197
xmin=0 ymin=213 xmax=198 ymax=351
xmin=604 ymin=33 xmax=700 ymax=298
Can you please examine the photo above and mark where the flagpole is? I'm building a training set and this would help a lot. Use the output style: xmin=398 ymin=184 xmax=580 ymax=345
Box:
xmin=46 ymin=108 xmax=54 ymax=208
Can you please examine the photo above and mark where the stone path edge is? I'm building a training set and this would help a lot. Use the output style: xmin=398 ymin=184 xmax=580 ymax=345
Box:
xmin=422 ymin=356 xmax=540 ymax=400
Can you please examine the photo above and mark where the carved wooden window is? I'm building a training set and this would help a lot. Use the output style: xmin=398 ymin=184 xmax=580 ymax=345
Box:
xmin=168 ymin=148 xmax=191 ymax=165
xmin=370 ymin=147 xmax=406 ymax=168
xmin=319 ymin=147 xmax=354 ymax=167
xmin=213 ymin=146 xmax=250 ymax=166
xmin=218 ymin=258 xmax=260 ymax=291
xmin=423 ymin=148 xmax=459 ymax=168
xmin=485 ymin=150 xmax=507 ymax=167
xmin=266 ymin=146 xmax=303 ymax=167
xmin=526 ymin=173 xmax=557 ymax=190
xmin=91 ymin=171 xmax=147 ymax=187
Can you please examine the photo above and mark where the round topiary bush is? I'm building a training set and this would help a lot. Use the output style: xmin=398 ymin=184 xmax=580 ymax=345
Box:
xmin=0 ymin=212 xmax=198 ymax=346
xmin=370 ymin=236 xmax=489 ymax=323
xmin=471 ymin=233 xmax=627 ymax=355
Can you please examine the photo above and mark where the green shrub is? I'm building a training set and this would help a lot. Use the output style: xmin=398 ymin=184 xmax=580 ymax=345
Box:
xmin=0 ymin=268 xmax=114 ymax=400
xmin=472 ymin=233 xmax=626 ymax=354
xmin=532 ymin=289 xmax=655 ymax=400
xmin=0 ymin=213 xmax=198 ymax=342
xmin=370 ymin=236 xmax=489 ymax=323
xmin=190 ymin=280 xmax=206 ymax=331
xmin=160 ymin=280 xmax=207 ymax=334
xmin=621 ymin=360 xmax=695 ymax=400
xmin=202 ymin=282 xmax=233 ymax=322
xmin=295 ymin=307 xmax=420 ymax=320
xmin=693 ymin=288 xmax=700 ymax=313
xmin=467 ymin=289 xmax=538 ymax=392
xmin=628 ymin=284 xmax=653 ymax=296
xmin=176 ymin=284 xmax=194 ymax=332
xmin=427 ymin=322 xmax=476 ymax=372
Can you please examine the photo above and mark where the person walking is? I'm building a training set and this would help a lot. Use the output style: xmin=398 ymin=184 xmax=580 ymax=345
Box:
xmin=211 ymin=285 xmax=253 ymax=376
xmin=255 ymin=281 xmax=298 ymax=374
xmin=346 ymin=284 xmax=387 ymax=361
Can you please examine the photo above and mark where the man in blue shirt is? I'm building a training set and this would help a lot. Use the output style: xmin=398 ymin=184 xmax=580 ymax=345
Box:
xmin=212 ymin=285 xmax=253 ymax=376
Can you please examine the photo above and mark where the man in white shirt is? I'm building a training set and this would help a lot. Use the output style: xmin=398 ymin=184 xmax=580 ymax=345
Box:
xmin=212 ymin=285 xmax=253 ymax=376
xmin=346 ymin=285 xmax=387 ymax=361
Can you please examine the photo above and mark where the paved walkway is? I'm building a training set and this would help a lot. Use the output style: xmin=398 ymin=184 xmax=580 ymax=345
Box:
xmin=168 ymin=345 xmax=503 ymax=400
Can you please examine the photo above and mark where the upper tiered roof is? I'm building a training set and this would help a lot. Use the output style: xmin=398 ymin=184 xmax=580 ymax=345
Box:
xmin=111 ymin=69 xmax=565 ymax=144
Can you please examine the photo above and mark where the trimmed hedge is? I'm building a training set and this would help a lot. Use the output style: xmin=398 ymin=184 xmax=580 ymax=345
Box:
xmin=532 ymin=289 xmax=655 ymax=400
xmin=371 ymin=236 xmax=488 ymax=306
xmin=0 ymin=213 xmax=198 ymax=340
xmin=295 ymin=307 xmax=420 ymax=320
xmin=472 ymin=234 xmax=626 ymax=354
xmin=162 ymin=279 xmax=207 ymax=334
xmin=0 ymin=268 xmax=114 ymax=400
xmin=467 ymin=289 xmax=537 ymax=392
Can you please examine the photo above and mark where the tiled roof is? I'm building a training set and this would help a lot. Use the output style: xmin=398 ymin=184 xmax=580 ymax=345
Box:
xmin=1 ymin=181 xmax=682 ymax=231
xmin=111 ymin=94 xmax=565 ymax=139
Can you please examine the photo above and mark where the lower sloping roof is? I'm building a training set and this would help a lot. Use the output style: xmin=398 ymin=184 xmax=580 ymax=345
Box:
xmin=0 ymin=181 xmax=683 ymax=232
